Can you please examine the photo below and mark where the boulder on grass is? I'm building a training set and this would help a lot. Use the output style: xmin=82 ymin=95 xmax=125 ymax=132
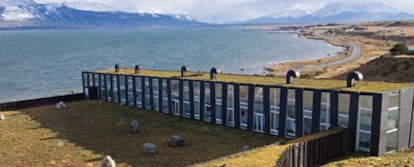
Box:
xmin=100 ymin=155 xmax=116 ymax=167
xmin=0 ymin=113 xmax=5 ymax=120
xmin=168 ymin=135 xmax=185 ymax=147
xmin=129 ymin=119 xmax=139 ymax=133
xmin=143 ymin=143 xmax=158 ymax=155
xmin=241 ymin=145 xmax=251 ymax=151
xmin=56 ymin=101 xmax=66 ymax=110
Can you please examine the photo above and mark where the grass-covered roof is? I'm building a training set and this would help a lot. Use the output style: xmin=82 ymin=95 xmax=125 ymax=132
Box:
xmin=93 ymin=68 xmax=414 ymax=93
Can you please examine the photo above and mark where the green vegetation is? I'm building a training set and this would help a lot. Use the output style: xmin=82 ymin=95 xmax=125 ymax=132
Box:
xmin=390 ymin=43 xmax=408 ymax=55
xmin=95 ymin=68 xmax=414 ymax=93
xmin=0 ymin=101 xmax=280 ymax=167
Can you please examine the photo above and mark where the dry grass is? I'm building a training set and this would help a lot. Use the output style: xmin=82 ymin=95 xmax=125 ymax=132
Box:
xmin=0 ymin=100 xmax=280 ymax=167
xmin=323 ymin=148 xmax=414 ymax=167
xmin=93 ymin=69 xmax=413 ymax=93
xmin=314 ymin=20 xmax=414 ymax=80
xmin=193 ymin=127 xmax=344 ymax=167
xmin=331 ymin=56 xmax=414 ymax=82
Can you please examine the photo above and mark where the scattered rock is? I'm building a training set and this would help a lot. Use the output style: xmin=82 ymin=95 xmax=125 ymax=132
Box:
xmin=143 ymin=143 xmax=159 ymax=155
xmin=100 ymin=155 xmax=116 ymax=167
xmin=241 ymin=145 xmax=251 ymax=151
xmin=129 ymin=119 xmax=139 ymax=133
xmin=0 ymin=113 xmax=5 ymax=120
xmin=55 ymin=101 xmax=66 ymax=110
xmin=168 ymin=135 xmax=185 ymax=147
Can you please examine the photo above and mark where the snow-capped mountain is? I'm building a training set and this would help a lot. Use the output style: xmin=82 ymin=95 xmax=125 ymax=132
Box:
xmin=62 ymin=1 xmax=118 ymax=12
xmin=244 ymin=2 xmax=414 ymax=24
xmin=268 ymin=8 xmax=312 ymax=19
xmin=244 ymin=8 xmax=312 ymax=24
xmin=0 ymin=0 xmax=201 ymax=28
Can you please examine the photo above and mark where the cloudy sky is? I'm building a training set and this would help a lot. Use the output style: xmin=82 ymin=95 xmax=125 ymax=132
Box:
xmin=33 ymin=0 xmax=414 ymax=23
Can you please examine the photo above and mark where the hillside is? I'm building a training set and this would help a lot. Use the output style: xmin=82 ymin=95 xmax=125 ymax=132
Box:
xmin=332 ymin=55 xmax=414 ymax=82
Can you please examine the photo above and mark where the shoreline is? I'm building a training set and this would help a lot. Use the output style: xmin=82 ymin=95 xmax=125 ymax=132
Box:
xmin=265 ymin=30 xmax=356 ymax=76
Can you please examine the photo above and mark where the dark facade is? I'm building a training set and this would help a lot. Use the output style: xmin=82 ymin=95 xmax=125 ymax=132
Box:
xmin=82 ymin=70 xmax=414 ymax=156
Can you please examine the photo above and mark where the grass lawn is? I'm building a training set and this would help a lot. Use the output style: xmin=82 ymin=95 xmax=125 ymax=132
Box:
xmin=323 ymin=149 xmax=414 ymax=167
xmin=0 ymin=100 xmax=280 ymax=167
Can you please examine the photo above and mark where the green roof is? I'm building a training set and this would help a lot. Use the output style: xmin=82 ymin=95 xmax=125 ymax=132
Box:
xmin=92 ymin=68 xmax=414 ymax=93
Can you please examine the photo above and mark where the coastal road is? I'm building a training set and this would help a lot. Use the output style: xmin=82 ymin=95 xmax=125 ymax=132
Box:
xmin=297 ymin=33 xmax=362 ymax=72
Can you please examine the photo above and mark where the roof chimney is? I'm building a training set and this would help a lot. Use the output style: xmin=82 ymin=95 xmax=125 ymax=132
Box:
xmin=181 ymin=66 xmax=189 ymax=77
xmin=115 ymin=64 xmax=120 ymax=73
xmin=210 ymin=67 xmax=220 ymax=79
xmin=286 ymin=70 xmax=300 ymax=84
xmin=135 ymin=65 xmax=141 ymax=74
xmin=347 ymin=71 xmax=363 ymax=87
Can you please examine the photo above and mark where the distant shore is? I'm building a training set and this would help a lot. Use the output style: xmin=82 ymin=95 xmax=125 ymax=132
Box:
xmin=265 ymin=20 xmax=414 ymax=80
xmin=265 ymin=29 xmax=354 ymax=76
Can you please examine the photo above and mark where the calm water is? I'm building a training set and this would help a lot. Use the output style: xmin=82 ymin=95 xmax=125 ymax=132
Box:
xmin=0 ymin=27 xmax=342 ymax=103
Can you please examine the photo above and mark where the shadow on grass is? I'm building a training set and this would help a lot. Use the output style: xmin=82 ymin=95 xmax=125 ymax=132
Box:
xmin=22 ymin=100 xmax=281 ymax=167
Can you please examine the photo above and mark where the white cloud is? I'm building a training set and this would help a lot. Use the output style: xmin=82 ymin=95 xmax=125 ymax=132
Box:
xmin=32 ymin=0 xmax=414 ymax=23
xmin=1 ymin=6 xmax=35 ymax=21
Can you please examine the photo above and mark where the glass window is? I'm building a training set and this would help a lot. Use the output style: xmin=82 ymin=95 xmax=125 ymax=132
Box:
xmin=215 ymin=83 xmax=222 ymax=124
xmin=227 ymin=84 xmax=235 ymax=126
xmin=204 ymin=82 xmax=211 ymax=121
xmin=152 ymin=78 xmax=159 ymax=111
xmin=193 ymin=81 xmax=201 ymax=119
xmin=162 ymin=79 xmax=169 ymax=113
xmin=83 ymin=73 xmax=89 ymax=98
xmin=135 ymin=77 xmax=142 ymax=108
xmin=358 ymin=132 xmax=371 ymax=150
xmin=171 ymin=80 xmax=180 ymax=116
xmin=144 ymin=78 xmax=151 ymax=110
xmin=240 ymin=85 xmax=249 ymax=128
xmin=106 ymin=75 xmax=112 ymax=101
xmin=112 ymin=76 xmax=118 ymax=103
xmin=357 ymin=95 xmax=373 ymax=152
xmin=120 ymin=76 xmax=126 ymax=104
xmin=338 ymin=94 xmax=350 ymax=127
xmin=303 ymin=91 xmax=313 ymax=135
xmin=386 ymin=93 xmax=400 ymax=153
xmin=254 ymin=87 xmax=264 ymax=113
xmin=287 ymin=89 xmax=295 ymax=118
xmin=240 ymin=85 xmax=249 ymax=102
xmin=127 ymin=76 xmax=134 ymax=106
xmin=254 ymin=87 xmax=264 ymax=133
xmin=270 ymin=88 xmax=280 ymax=135
xmin=387 ymin=107 xmax=399 ymax=130
xmin=320 ymin=92 xmax=330 ymax=131
xmin=389 ymin=93 xmax=400 ymax=109
xmin=386 ymin=130 xmax=398 ymax=153
xmin=183 ymin=81 xmax=190 ymax=117
xmin=100 ymin=74 xmax=106 ymax=100
xmin=83 ymin=73 xmax=88 ymax=87
xmin=286 ymin=89 xmax=296 ymax=137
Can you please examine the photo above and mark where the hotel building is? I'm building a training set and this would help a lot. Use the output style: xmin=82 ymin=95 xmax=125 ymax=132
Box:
xmin=82 ymin=65 xmax=414 ymax=156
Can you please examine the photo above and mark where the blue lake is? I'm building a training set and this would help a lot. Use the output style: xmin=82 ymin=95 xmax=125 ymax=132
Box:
xmin=0 ymin=27 xmax=342 ymax=103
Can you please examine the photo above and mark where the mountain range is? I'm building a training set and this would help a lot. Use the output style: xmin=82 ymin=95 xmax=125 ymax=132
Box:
xmin=243 ymin=2 xmax=414 ymax=24
xmin=1 ymin=1 xmax=414 ymax=28
xmin=0 ymin=0 xmax=201 ymax=28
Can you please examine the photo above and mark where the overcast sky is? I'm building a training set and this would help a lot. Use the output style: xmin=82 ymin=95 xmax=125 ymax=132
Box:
xmin=33 ymin=0 xmax=414 ymax=23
